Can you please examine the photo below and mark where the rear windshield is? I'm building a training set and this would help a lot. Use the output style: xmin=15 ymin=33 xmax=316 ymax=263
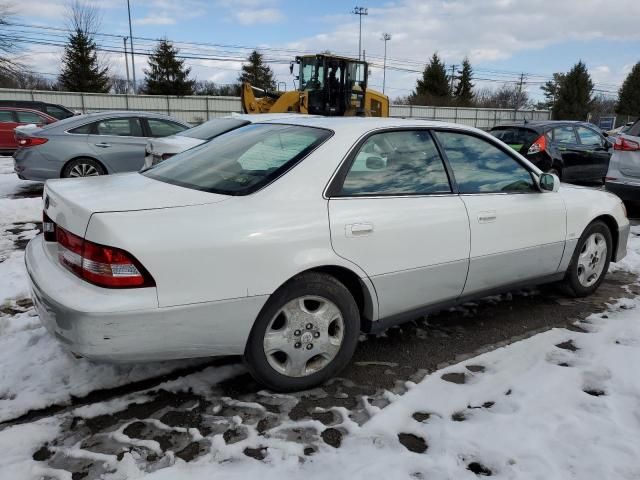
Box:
xmin=144 ymin=123 xmax=331 ymax=195
xmin=627 ymin=120 xmax=640 ymax=138
xmin=490 ymin=127 xmax=539 ymax=151
xmin=177 ymin=118 xmax=250 ymax=141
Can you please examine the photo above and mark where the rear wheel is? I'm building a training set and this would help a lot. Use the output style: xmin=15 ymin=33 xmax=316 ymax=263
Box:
xmin=62 ymin=158 xmax=106 ymax=178
xmin=563 ymin=221 xmax=611 ymax=297
xmin=244 ymin=272 xmax=360 ymax=392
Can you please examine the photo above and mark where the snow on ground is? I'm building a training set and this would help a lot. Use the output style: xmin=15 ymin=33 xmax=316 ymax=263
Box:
xmin=0 ymin=158 xmax=207 ymax=421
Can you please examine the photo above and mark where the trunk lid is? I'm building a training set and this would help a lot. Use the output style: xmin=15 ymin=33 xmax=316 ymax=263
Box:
xmin=44 ymin=172 xmax=229 ymax=236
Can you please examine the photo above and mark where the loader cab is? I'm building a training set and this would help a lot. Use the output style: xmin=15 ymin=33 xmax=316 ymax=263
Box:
xmin=295 ymin=55 xmax=368 ymax=116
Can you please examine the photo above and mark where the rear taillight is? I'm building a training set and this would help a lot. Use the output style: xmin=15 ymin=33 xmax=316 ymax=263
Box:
xmin=56 ymin=226 xmax=154 ymax=288
xmin=614 ymin=137 xmax=640 ymax=151
xmin=16 ymin=137 xmax=48 ymax=148
xmin=43 ymin=211 xmax=56 ymax=241
xmin=527 ymin=135 xmax=547 ymax=155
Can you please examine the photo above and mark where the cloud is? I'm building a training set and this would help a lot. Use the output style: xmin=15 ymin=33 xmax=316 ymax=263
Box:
xmin=215 ymin=0 xmax=285 ymax=25
xmin=134 ymin=14 xmax=175 ymax=26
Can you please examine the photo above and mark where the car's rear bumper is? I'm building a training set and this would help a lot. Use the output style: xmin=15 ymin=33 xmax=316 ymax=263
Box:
xmin=605 ymin=180 xmax=640 ymax=204
xmin=26 ymin=235 xmax=266 ymax=363
xmin=13 ymin=148 xmax=61 ymax=181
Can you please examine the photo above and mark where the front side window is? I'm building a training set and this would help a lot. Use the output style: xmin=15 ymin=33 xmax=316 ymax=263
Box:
xmin=16 ymin=111 xmax=46 ymax=124
xmin=96 ymin=118 xmax=143 ymax=136
xmin=46 ymin=106 xmax=73 ymax=119
xmin=337 ymin=130 xmax=451 ymax=196
xmin=436 ymin=131 xmax=536 ymax=194
xmin=553 ymin=126 xmax=578 ymax=144
xmin=576 ymin=126 xmax=603 ymax=146
xmin=144 ymin=124 xmax=330 ymax=195
xmin=147 ymin=118 xmax=187 ymax=137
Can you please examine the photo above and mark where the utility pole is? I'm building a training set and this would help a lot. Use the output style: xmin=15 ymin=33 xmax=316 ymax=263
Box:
xmin=516 ymin=72 xmax=526 ymax=112
xmin=352 ymin=6 xmax=368 ymax=61
xmin=127 ymin=0 xmax=137 ymax=93
xmin=381 ymin=33 xmax=391 ymax=94
xmin=123 ymin=36 xmax=131 ymax=93
xmin=449 ymin=64 xmax=457 ymax=93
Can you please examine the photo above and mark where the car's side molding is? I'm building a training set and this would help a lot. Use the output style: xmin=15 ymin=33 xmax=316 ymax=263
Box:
xmin=362 ymin=272 xmax=566 ymax=334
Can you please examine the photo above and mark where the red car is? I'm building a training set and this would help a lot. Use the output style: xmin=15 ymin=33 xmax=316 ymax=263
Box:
xmin=0 ymin=107 xmax=57 ymax=153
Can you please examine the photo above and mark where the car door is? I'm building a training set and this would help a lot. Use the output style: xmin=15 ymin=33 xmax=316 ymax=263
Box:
xmin=0 ymin=110 xmax=17 ymax=149
xmin=433 ymin=130 xmax=566 ymax=295
xmin=87 ymin=117 xmax=147 ymax=172
xmin=551 ymin=125 xmax=582 ymax=181
xmin=575 ymin=125 xmax=611 ymax=181
xmin=327 ymin=129 xmax=470 ymax=320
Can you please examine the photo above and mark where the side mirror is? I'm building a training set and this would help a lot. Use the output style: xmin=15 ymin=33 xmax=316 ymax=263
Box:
xmin=366 ymin=156 xmax=385 ymax=170
xmin=539 ymin=173 xmax=560 ymax=192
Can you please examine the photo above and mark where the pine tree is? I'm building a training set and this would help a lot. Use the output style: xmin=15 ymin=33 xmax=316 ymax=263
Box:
xmin=238 ymin=50 xmax=276 ymax=91
xmin=143 ymin=40 xmax=194 ymax=96
xmin=58 ymin=2 xmax=110 ymax=93
xmin=453 ymin=57 xmax=474 ymax=106
xmin=416 ymin=53 xmax=449 ymax=97
xmin=539 ymin=73 xmax=565 ymax=110
xmin=617 ymin=62 xmax=640 ymax=116
xmin=553 ymin=61 xmax=593 ymax=120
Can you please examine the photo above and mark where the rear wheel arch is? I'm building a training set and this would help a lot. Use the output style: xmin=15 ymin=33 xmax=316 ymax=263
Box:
xmin=61 ymin=156 xmax=107 ymax=178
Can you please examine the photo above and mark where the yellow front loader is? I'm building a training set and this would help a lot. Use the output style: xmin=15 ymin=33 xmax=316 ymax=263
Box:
xmin=241 ymin=54 xmax=389 ymax=117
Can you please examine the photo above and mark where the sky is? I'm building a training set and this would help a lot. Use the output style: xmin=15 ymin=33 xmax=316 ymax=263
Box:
xmin=6 ymin=0 xmax=640 ymax=102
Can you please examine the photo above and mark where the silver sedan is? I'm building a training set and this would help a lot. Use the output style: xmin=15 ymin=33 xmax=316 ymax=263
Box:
xmin=13 ymin=111 xmax=190 ymax=181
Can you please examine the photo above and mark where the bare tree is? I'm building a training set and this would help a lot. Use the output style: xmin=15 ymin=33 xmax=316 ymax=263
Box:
xmin=0 ymin=3 xmax=23 ymax=80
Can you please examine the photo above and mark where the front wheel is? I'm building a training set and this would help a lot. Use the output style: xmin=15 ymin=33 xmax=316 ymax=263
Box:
xmin=244 ymin=272 xmax=360 ymax=392
xmin=563 ymin=221 xmax=612 ymax=297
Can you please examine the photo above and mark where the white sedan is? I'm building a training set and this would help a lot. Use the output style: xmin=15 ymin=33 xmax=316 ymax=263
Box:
xmin=26 ymin=117 xmax=630 ymax=391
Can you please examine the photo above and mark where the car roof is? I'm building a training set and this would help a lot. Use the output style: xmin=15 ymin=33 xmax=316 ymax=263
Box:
xmin=491 ymin=120 xmax=598 ymax=130
xmin=0 ymin=106 xmax=56 ymax=118
xmin=252 ymin=116 xmax=479 ymax=136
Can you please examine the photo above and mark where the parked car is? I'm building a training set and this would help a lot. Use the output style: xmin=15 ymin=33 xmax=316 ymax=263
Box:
xmin=13 ymin=111 xmax=190 ymax=180
xmin=605 ymin=119 xmax=640 ymax=206
xmin=490 ymin=121 xmax=612 ymax=184
xmin=0 ymin=100 xmax=76 ymax=120
xmin=27 ymin=117 xmax=629 ymax=391
xmin=143 ymin=113 xmax=316 ymax=169
xmin=0 ymin=107 xmax=57 ymax=153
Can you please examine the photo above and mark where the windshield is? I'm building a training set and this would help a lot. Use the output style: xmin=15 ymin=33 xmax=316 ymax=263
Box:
xmin=144 ymin=123 xmax=331 ymax=195
xmin=177 ymin=118 xmax=250 ymax=141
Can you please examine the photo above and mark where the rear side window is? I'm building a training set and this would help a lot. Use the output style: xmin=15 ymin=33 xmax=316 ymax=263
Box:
xmin=436 ymin=131 xmax=536 ymax=194
xmin=0 ymin=111 xmax=14 ymax=122
xmin=627 ymin=120 xmax=640 ymax=138
xmin=46 ymin=106 xmax=73 ymax=119
xmin=16 ymin=111 xmax=46 ymax=124
xmin=96 ymin=118 xmax=143 ymax=136
xmin=576 ymin=126 xmax=603 ymax=146
xmin=147 ymin=118 xmax=187 ymax=137
xmin=552 ymin=126 xmax=577 ymax=144
xmin=69 ymin=123 xmax=93 ymax=134
xmin=144 ymin=124 xmax=331 ymax=195
xmin=337 ymin=130 xmax=451 ymax=196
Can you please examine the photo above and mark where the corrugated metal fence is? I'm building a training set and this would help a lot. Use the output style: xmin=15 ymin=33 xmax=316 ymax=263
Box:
xmin=0 ymin=88 xmax=551 ymax=128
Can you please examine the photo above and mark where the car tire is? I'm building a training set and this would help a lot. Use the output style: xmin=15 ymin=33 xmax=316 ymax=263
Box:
xmin=244 ymin=272 xmax=360 ymax=392
xmin=563 ymin=220 xmax=612 ymax=297
xmin=62 ymin=158 xmax=106 ymax=178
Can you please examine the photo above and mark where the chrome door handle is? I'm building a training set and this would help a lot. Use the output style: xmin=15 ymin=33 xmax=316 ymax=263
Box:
xmin=346 ymin=223 xmax=373 ymax=237
xmin=95 ymin=142 xmax=111 ymax=148
xmin=478 ymin=211 xmax=497 ymax=223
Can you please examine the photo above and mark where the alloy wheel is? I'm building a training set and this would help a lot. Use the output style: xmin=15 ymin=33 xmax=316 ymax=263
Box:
xmin=577 ymin=232 xmax=607 ymax=288
xmin=69 ymin=163 xmax=100 ymax=177
xmin=263 ymin=295 xmax=345 ymax=378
